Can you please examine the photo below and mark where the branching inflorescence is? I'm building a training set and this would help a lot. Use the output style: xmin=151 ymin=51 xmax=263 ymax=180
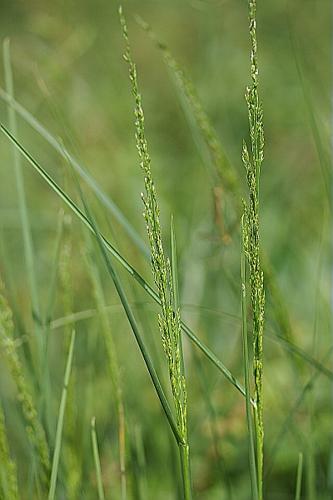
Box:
xmin=242 ymin=1 xmax=265 ymax=498
xmin=119 ymin=6 xmax=191 ymax=498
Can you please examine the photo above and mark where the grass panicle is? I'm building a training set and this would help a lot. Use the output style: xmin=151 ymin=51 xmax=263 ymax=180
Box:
xmin=119 ymin=3 xmax=191 ymax=498
xmin=119 ymin=6 xmax=191 ymax=496
xmin=241 ymin=1 xmax=265 ymax=498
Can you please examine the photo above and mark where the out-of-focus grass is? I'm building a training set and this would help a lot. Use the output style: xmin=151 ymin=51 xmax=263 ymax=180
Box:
xmin=0 ymin=0 xmax=331 ymax=498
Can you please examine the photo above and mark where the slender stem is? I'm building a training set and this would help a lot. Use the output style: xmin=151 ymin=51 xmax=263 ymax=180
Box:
xmin=91 ymin=417 xmax=106 ymax=500
xmin=179 ymin=443 xmax=192 ymax=500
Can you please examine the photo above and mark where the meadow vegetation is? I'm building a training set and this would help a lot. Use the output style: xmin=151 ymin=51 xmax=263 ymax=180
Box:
xmin=0 ymin=0 xmax=331 ymax=498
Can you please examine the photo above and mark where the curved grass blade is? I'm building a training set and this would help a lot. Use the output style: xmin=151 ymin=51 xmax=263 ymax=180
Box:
xmin=48 ymin=329 xmax=76 ymax=500
xmin=0 ymin=123 xmax=249 ymax=402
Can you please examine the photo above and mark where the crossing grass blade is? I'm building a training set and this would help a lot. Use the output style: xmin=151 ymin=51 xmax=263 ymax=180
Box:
xmin=48 ymin=329 xmax=76 ymax=500
xmin=0 ymin=122 xmax=250 ymax=403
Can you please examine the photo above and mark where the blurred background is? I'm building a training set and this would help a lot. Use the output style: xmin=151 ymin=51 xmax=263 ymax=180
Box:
xmin=0 ymin=0 xmax=331 ymax=498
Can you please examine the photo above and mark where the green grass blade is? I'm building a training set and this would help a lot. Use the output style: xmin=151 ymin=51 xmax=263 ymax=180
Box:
xmin=48 ymin=329 xmax=76 ymax=500
xmin=0 ymin=87 xmax=149 ymax=258
xmin=3 ymin=40 xmax=42 ymax=351
xmin=91 ymin=417 xmax=105 ymax=500
xmin=0 ymin=123 xmax=249 ymax=401
xmin=295 ymin=452 xmax=303 ymax=500
xmin=241 ymin=220 xmax=258 ymax=500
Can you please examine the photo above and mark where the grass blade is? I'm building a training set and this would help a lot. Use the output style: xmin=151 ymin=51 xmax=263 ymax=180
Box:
xmin=91 ymin=417 xmax=105 ymax=500
xmin=48 ymin=329 xmax=76 ymax=500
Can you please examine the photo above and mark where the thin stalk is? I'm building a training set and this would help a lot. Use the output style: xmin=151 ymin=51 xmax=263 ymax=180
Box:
xmin=179 ymin=444 xmax=191 ymax=500
xmin=91 ymin=417 xmax=106 ymax=500
xmin=48 ymin=329 xmax=76 ymax=500
xmin=241 ymin=219 xmax=258 ymax=500
xmin=295 ymin=452 xmax=303 ymax=500
xmin=0 ymin=122 xmax=250 ymax=403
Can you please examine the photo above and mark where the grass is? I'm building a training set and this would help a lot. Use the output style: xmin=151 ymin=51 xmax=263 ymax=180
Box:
xmin=0 ymin=0 xmax=330 ymax=498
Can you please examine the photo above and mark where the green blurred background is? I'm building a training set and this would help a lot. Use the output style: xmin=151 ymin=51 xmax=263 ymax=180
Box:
xmin=0 ymin=0 xmax=331 ymax=498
